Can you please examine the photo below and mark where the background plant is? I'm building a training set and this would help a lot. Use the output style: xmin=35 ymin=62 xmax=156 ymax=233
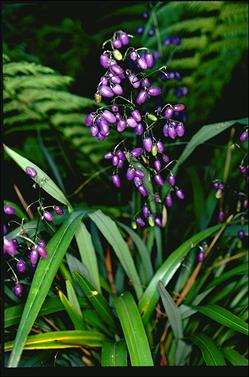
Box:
xmin=3 ymin=1 xmax=248 ymax=368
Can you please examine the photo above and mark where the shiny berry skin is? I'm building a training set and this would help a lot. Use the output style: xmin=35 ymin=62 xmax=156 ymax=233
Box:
xmin=112 ymin=38 xmax=122 ymax=49
xmin=173 ymin=104 xmax=185 ymax=112
xmin=136 ymin=26 xmax=144 ymax=35
xmin=164 ymin=106 xmax=174 ymax=119
xmin=138 ymin=185 xmax=148 ymax=197
xmin=154 ymin=194 xmax=161 ymax=203
xmin=16 ymin=259 xmax=26 ymax=273
xmin=128 ymin=73 xmax=140 ymax=88
xmin=104 ymin=151 xmax=113 ymax=160
xmin=100 ymin=53 xmax=110 ymax=68
xmin=130 ymin=50 xmax=138 ymax=61
xmin=154 ymin=174 xmax=164 ymax=187
xmin=117 ymin=120 xmax=126 ymax=132
xmin=26 ymin=166 xmax=37 ymax=178
xmin=3 ymin=238 xmax=17 ymax=256
xmin=112 ymin=105 xmax=119 ymax=113
xmin=237 ymin=230 xmax=245 ymax=239
xmin=126 ymin=167 xmax=136 ymax=181
xmin=127 ymin=117 xmax=138 ymax=128
xmin=175 ymin=188 xmax=184 ymax=200
xmin=119 ymin=32 xmax=129 ymax=45
xmin=143 ymin=137 xmax=153 ymax=152
xmin=110 ymin=75 xmax=121 ymax=84
xmin=176 ymin=124 xmax=185 ymax=137
xmin=116 ymin=150 xmax=125 ymax=160
xmin=148 ymin=87 xmax=161 ymax=97
xmin=148 ymin=215 xmax=155 ymax=227
xmin=13 ymin=283 xmax=23 ymax=297
xmin=43 ymin=211 xmax=53 ymax=222
xmin=4 ymin=205 xmax=16 ymax=215
xmin=38 ymin=240 xmax=46 ymax=248
xmin=54 ymin=206 xmax=64 ymax=216
xmin=162 ymin=154 xmax=170 ymax=163
xmin=131 ymin=110 xmax=142 ymax=122
xmin=137 ymin=57 xmax=148 ymax=70
xmin=155 ymin=216 xmax=162 ymax=227
xmin=154 ymin=160 xmax=161 ymax=171
xmin=168 ymin=125 xmax=177 ymax=139
xmin=156 ymin=141 xmax=164 ymax=153
xmin=148 ymin=28 xmax=155 ymax=36
xmin=240 ymin=129 xmax=248 ymax=143
xmin=102 ymin=110 xmax=116 ymax=123
xmin=85 ymin=112 xmax=95 ymax=126
xmin=112 ymin=84 xmax=123 ymax=95
xmin=165 ymin=194 xmax=173 ymax=208
xmin=37 ymin=245 xmax=48 ymax=258
xmin=142 ymin=205 xmax=150 ymax=218
xmin=163 ymin=124 xmax=169 ymax=137
xmin=168 ymin=174 xmax=176 ymax=186
xmin=213 ymin=179 xmax=220 ymax=190
xmin=141 ymin=78 xmax=151 ymax=88
xmin=131 ymin=147 xmax=144 ymax=157
xmin=110 ymin=64 xmax=124 ymax=78
xmin=197 ymin=251 xmax=205 ymax=263
xmin=136 ymin=90 xmax=148 ymax=105
xmin=112 ymin=155 xmax=119 ymax=166
xmin=99 ymin=85 xmax=114 ymax=98
xmin=112 ymin=175 xmax=121 ymax=188
xmin=243 ymin=199 xmax=248 ymax=209
xmin=144 ymin=52 xmax=154 ymax=68
xmin=134 ymin=176 xmax=143 ymax=187
xmin=136 ymin=217 xmax=146 ymax=227
xmin=135 ymin=123 xmax=144 ymax=136
xmin=30 ymin=248 xmax=39 ymax=265
xmin=135 ymin=169 xmax=144 ymax=179
xmin=3 ymin=224 xmax=7 ymax=235
xmin=218 ymin=211 xmax=225 ymax=222
xmin=90 ymin=125 xmax=99 ymax=137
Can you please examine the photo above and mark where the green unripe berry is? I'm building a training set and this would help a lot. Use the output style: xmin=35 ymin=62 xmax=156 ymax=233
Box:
xmin=151 ymin=144 xmax=158 ymax=156
xmin=113 ymin=49 xmax=123 ymax=61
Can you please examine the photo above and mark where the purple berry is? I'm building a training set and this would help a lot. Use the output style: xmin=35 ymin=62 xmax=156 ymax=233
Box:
xmin=162 ymin=154 xmax=170 ymax=163
xmin=4 ymin=205 xmax=16 ymax=216
xmin=136 ymin=26 xmax=144 ymax=35
xmin=13 ymin=283 xmax=23 ymax=297
xmin=116 ymin=150 xmax=125 ymax=160
xmin=119 ymin=32 xmax=129 ymax=45
xmin=90 ymin=125 xmax=99 ymax=137
xmin=127 ymin=117 xmax=138 ymax=128
xmin=3 ymin=238 xmax=17 ymax=256
xmin=99 ymin=85 xmax=114 ymax=98
xmin=144 ymin=52 xmax=154 ymax=68
xmin=143 ymin=137 xmax=153 ymax=152
xmin=142 ymin=205 xmax=150 ymax=218
xmin=38 ymin=240 xmax=46 ymax=248
xmin=136 ymin=90 xmax=148 ymax=105
xmin=218 ymin=211 xmax=225 ymax=223
xmin=130 ymin=50 xmax=138 ymax=61
xmin=155 ymin=216 xmax=162 ymax=227
xmin=110 ymin=75 xmax=121 ymax=84
xmin=148 ymin=28 xmax=155 ymax=36
xmin=102 ymin=110 xmax=116 ymax=123
xmin=131 ymin=148 xmax=144 ymax=157
xmin=163 ymin=124 xmax=169 ymax=137
xmin=117 ymin=159 xmax=124 ymax=169
xmin=37 ymin=245 xmax=48 ymax=258
xmin=54 ymin=206 xmax=64 ymax=216
xmin=240 ymin=129 xmax=248 ymax=143
xmin=148 ymin=87 xmax=161 ymax=97
xmin=197 ymin=251 xmax=205 ymax=263
xmin=85 ymin=112 xmax=95 ymax=127
xmin=154 ymin=174 xmax=164 ymax=187
xmin=213 ymin=180 xmax=220 ymax=190
xmin=112 ymin=84 xmax=123 ymax=95
xmin=176 ymin=124 xmax=185 ymax=137
xmin=112 ymin=155 xmax=119 ymax=166
xmin=164 ymin=106 xmax=174 ymax=119
xmin=154 ymin=160 xmax=161 ymax=171
xmin=173 ymin=104 xmax=185 ymax=112
xmin=168 ymin=174 xmax=176 ymax=186
xmin=128 ymin=73 xmax=140 ymax=88
xmin=110 ymin=64 xmax=124 ymax=78
xmin=138 ymin=185 xmax=148 ymax=197
xmin=26 ymin=166 xmax=37 ymax=178
xmin=142 ymin=11 xmax=149 ymax=19
xmin=117 ymin=119 xmax=126 ymax=132
xmin=134 ymin=176 xmax=143 ymax=187
xmin=237 ymin=230 xmax=245 ymax=239
xmin=168 ymin=125 xmax=177 ymax=139
xmin=154 ymin=194 xmax=161 ymax=203
xmin=243 ymin=199 xmax=248 ymax=209
xmin=43 ymin=211 xmax=53 ymax=222
xmin=165 ymin=194 xmax=173 ymax=208
xmin=112 ymin=38 xmax=122 ymax=49
xmin=136 ymin=217 xmax=146 ymax=227
xmin=175 ymin=188 xmax=184 ymax=200
xmin=137 ymin=57 xmax=148 ymax=70
xmin=135 ymin=169 xmax=145 ymax=179
xmin=104 ymin=151 xmax=113 ymax=160
xmin=100 ymin=53 xmax=110 ymax=68
xmin=156 ymin=141 xmax=164 ymax=153
xmin=131 ymin=110 xmax=142 ymax=122
xmin=239 ymin=165 xmax=248 ymax=175
xmin=16 ymin=259 xmax=26 ymax=273
xmin=141 ymin=78 xmax=151 ymax=88
xmin=3 ymin=224 xmax=7 ymax=235
xmin=112 ymin=105 xmax=119 ymax=113
xmin=112 ymin=174 xmax=121 ymax=188
xmin=30 ymin=248 xmax=39 ymax=265
xmin=126 ymin=167 xmax=136 ymax=181
xmin=135 ymin=123 xmax=144 ymax=135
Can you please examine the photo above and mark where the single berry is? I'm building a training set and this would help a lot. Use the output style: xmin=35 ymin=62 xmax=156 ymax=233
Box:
xmin=136 ymin=89 xmax=148 ymax=105
xmin=154 ymin=160 xmax=161 ymax=171
xmin=237 ymin=230 xmax=245 ymax=239
xmin=16 ymin=259 xmax=26 ymax=273
xmin=130 ymin=50 xmax=138 ymax=61
xmin=148 ymin=28 xmax=155 ymax=36
xmin=135 ymin=169 xmax=145 ymax=179
xmin=154 ymin=174 xmax=164 ymax=187
xmin=26 ymin=166 xmax=37 ymax=178
xmin=100 ymin=53 xmax=110 ymax=68
xmin=173 ymin=104 xmax=185 ymax=112
xmin=85 ymin=112 xmax=95 ymax=127
xmin=13 ymin=283 xmax=23 ymax=297
xmin=137 ymin=57 xmax=148 ymax=70
xmin=143 ymin=137 xmax=153 ymax=152
xmin=43 ymin=211 xmax=53 ymax=222
xmin=135 ymin=123 xmax=144 ymax=136
xmin=127 ymin=117 xmax=138 ymax=128
xmin=175 ymin=188 xmax=184 ymax=200
xmin=104 ymin=151 xmax=113 ymax=160
xmin=131 ymin=110 xmax=142 ymax=122
xmin=218 ymin=210 xmax=225 ymax=223
xmin=165 ymin=194 xmax=173 ymax=208
xmin=112 ymin=84 xmax=123 ymax=95
xmin=148 ymin=87 xmax=161 ymax=97
xmin=3 ymin=238 xmax=17 ymax=256
xmin=30 ymin=248 xmax=39 ymax=265
xmin=240 ymin=129 xmax=248 ymax=143
xmin=142 ymin=205 xmax=150 ymax=218
xmin=144 ymin=52 xmax=154 ymax=68
xmin=112 ymin=38 xmax=122 ymax=49
xmin=197 ymin=251 xmax=205 ymax=263
xmin=54 ymin=206 xmax=64 ymax=216
xmin=117 ymin=120 xmax=126 ymax=132
xmin=131 ymin=147 xmax=144 ymax=157
xmin=102 ymin=110 xmax=116 ymax=123
xmin=4 ymin=205 xmax=16 ymax=216
xmin=112 ymin=174 xmax=121 ymax=188
xmin=112 ymin=155 xmax=119 ymax=166
xmin=168 ymin=174 xmax=176 ymax=187
xmin=119 ymin=31 xmax=129 ymax=45
xmin=156 ymin=141 xmax=164 ymax=153
xmin=155 ymin=216 xmax=162 ymax=227
xmin=37 ymin=245 xmax=48 ymax=258
xmin=138 ymin=185 xmax=148 ymax=197
xmin=134 ymin=176 xmax=143 ymax=187
xmin=136 ymin=217 xmax=146 ymax=227
xmin=99 ymin=85 xmax=114 ymax=98
xmin=136 ymin=26 xmax=144 ymax=35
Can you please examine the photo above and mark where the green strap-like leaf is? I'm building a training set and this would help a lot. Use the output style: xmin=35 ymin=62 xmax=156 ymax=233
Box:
xmin=139 ymin=224 xmax=221 ymax=324
xmin=5 ymin=330 xmax=105 ymax=351
xmin=58 ymin=289 xmax=85 ymax=330
xmin=89 ymin=210 xmax=143 ymax=299
xmin=194 ymin=304 xmax=249 ymax=336
xmin=190 ymin=333 xmax=226 ymax=366
xmin=66 ymin=280 xmax=82 ymax=316
xmin=158 ymin=281 xmax=183 ymax=339
xmin=101 ymin=340 xmax=127 ymax=366
xmin=222 ymin=347 xmax=248 ymax=366
xmin=7 ymin=210 xmax=85 ymax=367
xmin=74 ymin=272 xmax=116 ymax=332
xmin=114 ymin=292 xmax=154 ymax=366
xmin=4 ymin=144 xmax=71 ymax=207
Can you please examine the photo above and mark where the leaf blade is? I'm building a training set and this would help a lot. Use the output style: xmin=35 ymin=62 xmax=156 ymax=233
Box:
xmin=190 ymin=333 xmax=226 ymax=366
xmin=101 ymin=340 xmax=127 ymax=366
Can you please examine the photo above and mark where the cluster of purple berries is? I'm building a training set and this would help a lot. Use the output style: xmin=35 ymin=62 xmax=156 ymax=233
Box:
xmin=3 ymin=166 xmax=64 ymax=297
xmin=85 ymin=31 xmax=186 ymax=228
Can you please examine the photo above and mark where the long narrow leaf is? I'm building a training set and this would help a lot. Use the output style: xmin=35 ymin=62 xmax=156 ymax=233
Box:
xmin=89 ymin=210 xmax=143 ymax=299
xmin=101 ymin=340 xmax=127 ymax=366
xmin=190 ymin=333 xmax=226 ymax=366
xmin=74 ymin=272 xmax=116 ymax=332
xmin=4 ymin=144 xmax=71 ymax=207
xmin=194 ymin=304 xmax=249 ymax=336
xmin=114 ymin=292 xmax=153 ymax=366
xmin=7 ymin=210 xmax=85 ymax=367
xmin=66 ymin=280 xmax=82 ymax=316
xmin=139 ymin=224 xmax=221 ymax=324
xmin=222 ymin=347 xmax=248 ymax=366
xmin=5 ymin=330 xmax=105 ymax=351
xmin=58 ymin=290 xmax=85 ymax=330
xmin=158 ymin=281 xmax=183 ymax=339
xmin=75 ymin=222 xmax=101 ymax=292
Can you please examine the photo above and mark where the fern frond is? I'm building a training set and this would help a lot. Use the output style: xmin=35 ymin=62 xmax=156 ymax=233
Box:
xmin=3 ymin=62 xmax=55 ymax=76
xmin=4 ymin=74 xmax=73 ymax=92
